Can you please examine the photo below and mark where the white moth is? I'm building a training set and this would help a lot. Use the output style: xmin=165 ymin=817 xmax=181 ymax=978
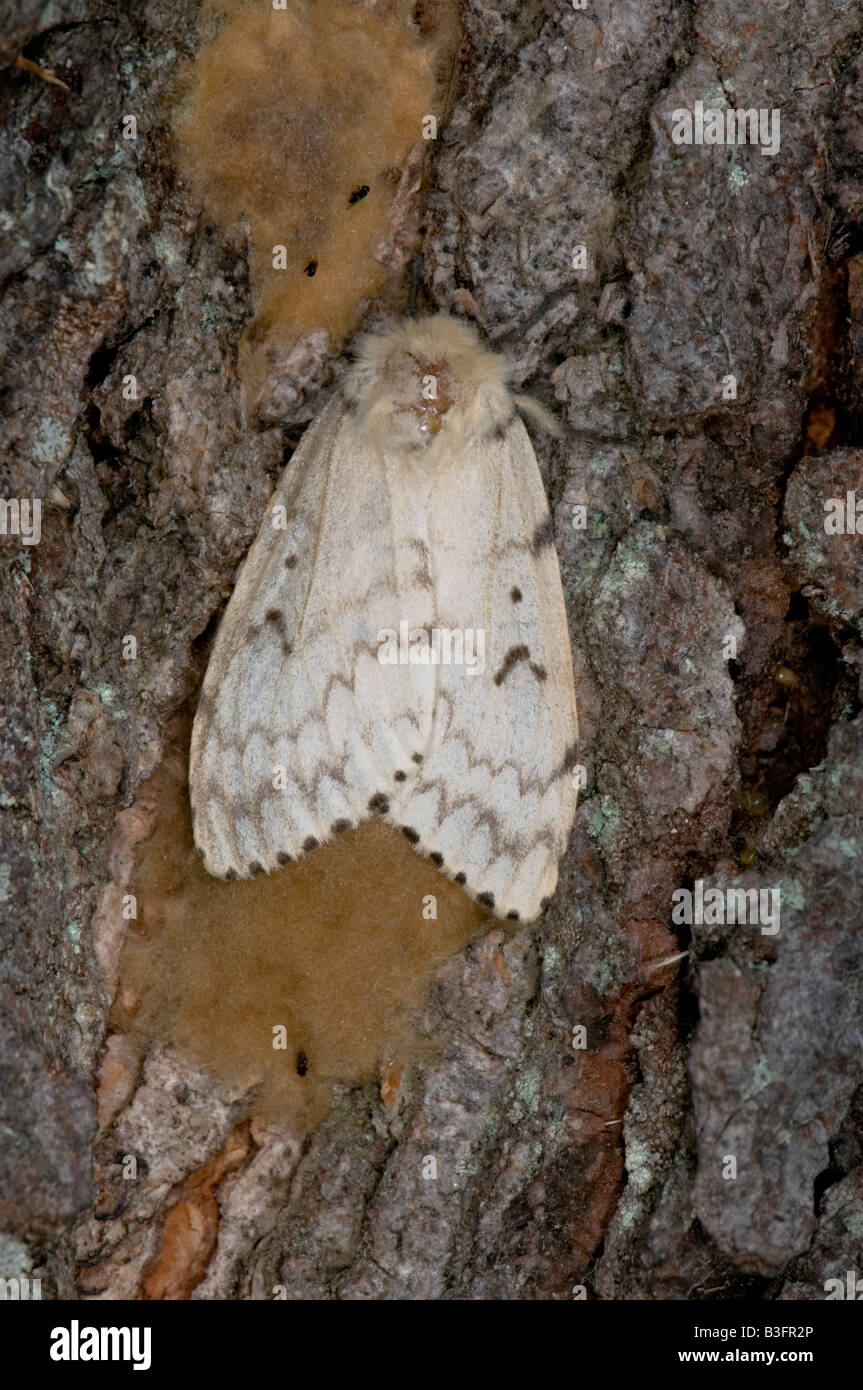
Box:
xmin=189 ymin=316 xmax=579 ymax=921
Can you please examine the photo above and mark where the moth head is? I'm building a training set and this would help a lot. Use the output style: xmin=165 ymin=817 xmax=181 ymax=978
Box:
xmin=347 ymin=315 xmax=516 ymax=459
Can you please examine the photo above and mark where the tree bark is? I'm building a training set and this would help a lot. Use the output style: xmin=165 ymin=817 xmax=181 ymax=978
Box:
xmin=2 ymin=0 xmax=863 ymax=1299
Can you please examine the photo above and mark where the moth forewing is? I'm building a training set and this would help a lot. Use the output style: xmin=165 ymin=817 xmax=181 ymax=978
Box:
xmin=190 ymin=316 xmax=579 ymax=918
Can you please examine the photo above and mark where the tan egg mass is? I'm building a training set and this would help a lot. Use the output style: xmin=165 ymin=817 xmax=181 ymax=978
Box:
xmin=173 ymin=0 xmax=456 ymax=402
xmin=116 ymin=725 xmax=487 ymax=1125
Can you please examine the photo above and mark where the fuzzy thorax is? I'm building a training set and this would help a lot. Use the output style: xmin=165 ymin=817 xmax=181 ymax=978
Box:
xmin=346 ymin=316 xmax=517 ymax=458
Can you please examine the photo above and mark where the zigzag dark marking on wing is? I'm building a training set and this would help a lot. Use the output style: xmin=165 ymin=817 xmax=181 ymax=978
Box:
xmin=197 ymin=745 xmax=352 ymax=810
xmin=442 ymin=728 xmax=577 ymax=798
xmin=209 ymin=640 xmax=423 ymax=754
xmin=410 ymin=690 xmax=573 ymax=798
xmin=495 ymin=531 xmax=554 ymax=561
xmin=388 ymin=776 xmax=559 ymax=863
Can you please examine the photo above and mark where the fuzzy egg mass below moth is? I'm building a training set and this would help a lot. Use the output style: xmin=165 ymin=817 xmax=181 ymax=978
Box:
xmin=189 ymin=316 xmax=579 ymax=922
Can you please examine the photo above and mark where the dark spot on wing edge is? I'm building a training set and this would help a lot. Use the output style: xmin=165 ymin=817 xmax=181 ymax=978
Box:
xmin=531 ymin=516 xmax=554 ymax=553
